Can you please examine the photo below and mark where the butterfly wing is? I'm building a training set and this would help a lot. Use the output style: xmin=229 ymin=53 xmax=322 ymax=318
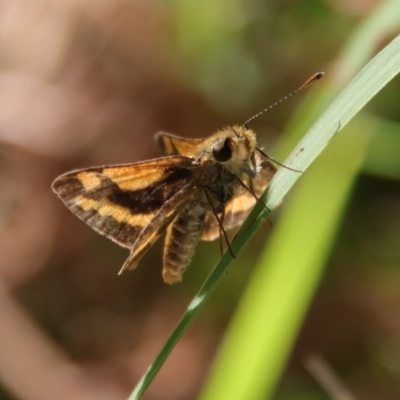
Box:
xmin=155 ymin=132 xmax=205 ymax=157
xmin=119 ymin=181 xmax=195 ymax=273
xmin=201 ymin=160 xmax=277 ymax=241
xmin=52 ymin=156 xmax=196 ymax=249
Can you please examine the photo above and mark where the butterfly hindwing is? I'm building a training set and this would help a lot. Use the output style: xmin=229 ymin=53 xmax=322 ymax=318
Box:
xmin=201 ymin=159 xmax=277 ymax=240
xmin=155 ymin=132 xmax=206 ymax=157
xmin=119 ymin=182 xmax=195 ymax=273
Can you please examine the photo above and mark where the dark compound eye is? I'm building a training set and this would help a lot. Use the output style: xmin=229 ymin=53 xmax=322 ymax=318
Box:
xmin=212 ymin=138 xmax=232 ymax=162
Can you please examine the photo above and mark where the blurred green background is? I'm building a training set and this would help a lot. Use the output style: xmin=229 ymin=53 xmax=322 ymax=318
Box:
xmin=0 ymin=1 xmax=399 ymax=399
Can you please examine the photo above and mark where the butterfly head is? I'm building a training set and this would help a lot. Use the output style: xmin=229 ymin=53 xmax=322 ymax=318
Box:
xmin=209 ymin=125 xmax=257 ymax=175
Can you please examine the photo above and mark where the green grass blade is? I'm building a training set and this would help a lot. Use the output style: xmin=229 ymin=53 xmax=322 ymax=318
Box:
xmin=198 ymin=121 xmax=373 ymax=400
xmin=128 ymin=35 xmax=400 ymax=400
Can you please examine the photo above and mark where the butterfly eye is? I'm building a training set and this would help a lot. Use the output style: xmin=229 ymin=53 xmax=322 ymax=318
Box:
xmin=212 ymin=138 xmax=232 ymax=162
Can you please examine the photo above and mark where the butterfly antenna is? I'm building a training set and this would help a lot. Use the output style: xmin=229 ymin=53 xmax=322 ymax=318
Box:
xmin=243 ymin=72 xmax=324 ymax=128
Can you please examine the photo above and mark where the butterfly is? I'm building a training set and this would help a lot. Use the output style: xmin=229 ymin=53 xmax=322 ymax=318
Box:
xmin=52 ymin=72 xmax=323 ymax=284
xmin=52 ymin=126 xmax=276 ymax=283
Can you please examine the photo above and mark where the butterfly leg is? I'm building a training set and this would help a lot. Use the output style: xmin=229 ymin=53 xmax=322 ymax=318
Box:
xmin=204 ymin=190 xmax=235 ymax=260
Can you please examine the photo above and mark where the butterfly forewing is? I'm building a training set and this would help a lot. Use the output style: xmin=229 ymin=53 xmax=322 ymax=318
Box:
xmin=52 ymin=156 xmax=196 ymax=248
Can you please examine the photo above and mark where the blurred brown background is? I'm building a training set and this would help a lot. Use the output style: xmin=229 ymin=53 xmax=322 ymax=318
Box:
xmin=0 ymin=0 xmax=400 ymax=399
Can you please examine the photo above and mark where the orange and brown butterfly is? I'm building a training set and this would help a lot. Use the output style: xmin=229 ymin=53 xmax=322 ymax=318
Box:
xmin=52 ymin=73 xmax=323 ymax=284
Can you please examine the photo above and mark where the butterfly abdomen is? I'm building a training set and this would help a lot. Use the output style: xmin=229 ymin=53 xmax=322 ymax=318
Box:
xmin=163 ymin=204 xmax=206 ymax=284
